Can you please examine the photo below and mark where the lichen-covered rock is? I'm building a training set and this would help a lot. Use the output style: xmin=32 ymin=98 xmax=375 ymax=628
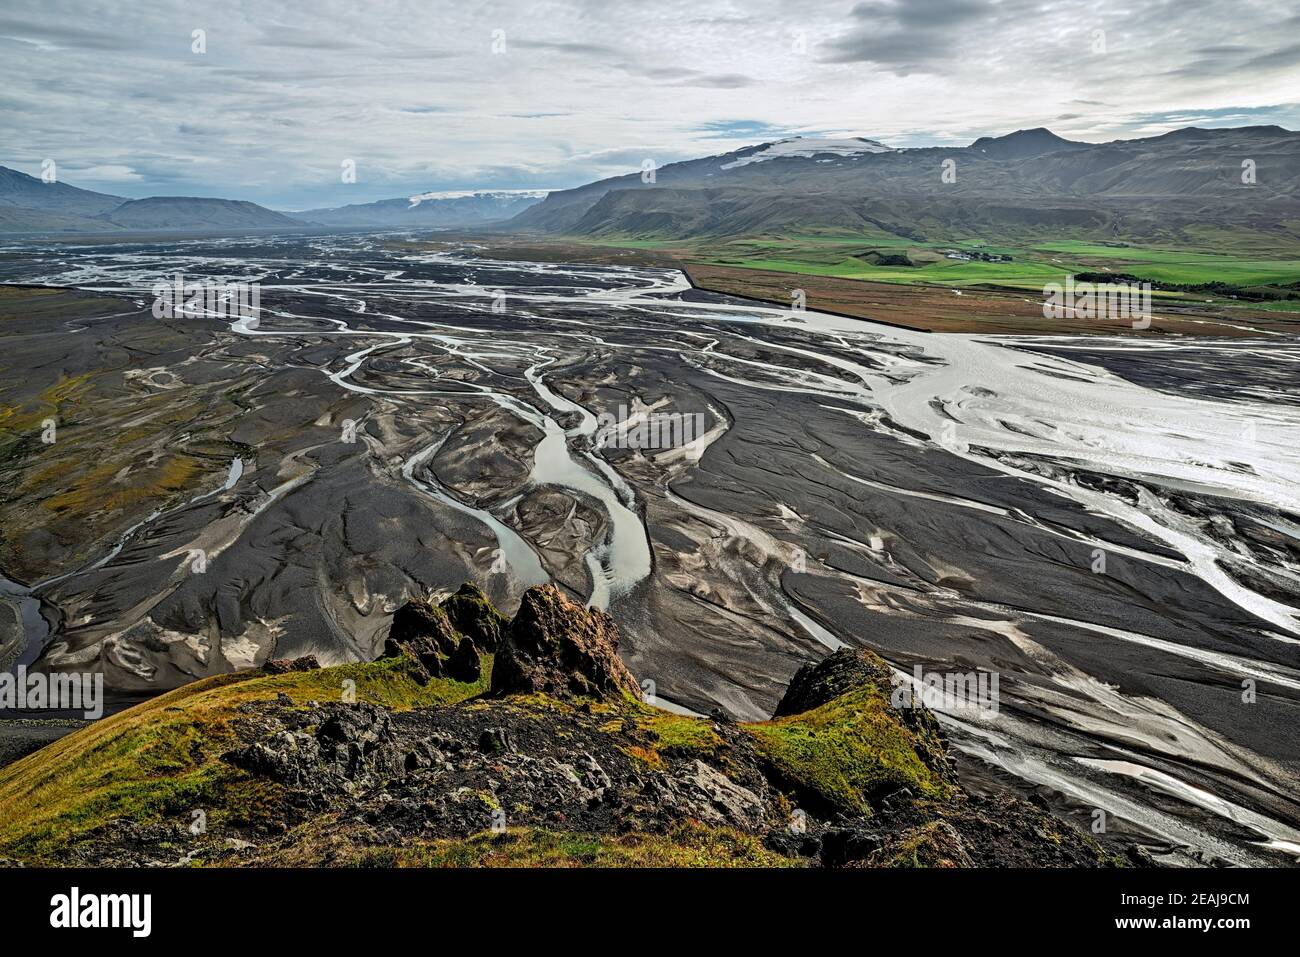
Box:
xmin=774 ymin=647 xmax=896 ymax=717
xmin=439 ymin=583 xmax=508 ymax=652
xmin=866 ymin=820 xmax=973 ymax=868
xmin=489 ymin=584 xmax=640 ymax=701
xmin=445 ymin=635 xmax=483 ymax=683
xmin=750 ymin=647 xmax=955 ymax=816
xmin=227 ymin=701 xmax=401 ymax=797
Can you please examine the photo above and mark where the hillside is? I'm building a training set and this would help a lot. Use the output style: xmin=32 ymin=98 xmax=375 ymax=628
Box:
xmin=505 ymin=126 xmax=1300 ymax=246
xmin=0 ymin=583 xmax=1119 ymax=868
xmin=102 ymin=196 xmax=302 ymax=230
xmin=0 ymin=165 xmax=304 ymax=234
xmin=0 ymin=165 xmax=125 ymax=217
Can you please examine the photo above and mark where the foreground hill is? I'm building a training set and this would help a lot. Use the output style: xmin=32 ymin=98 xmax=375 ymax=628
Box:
xmin=0 ymin=583 xmax=1119 ymax=868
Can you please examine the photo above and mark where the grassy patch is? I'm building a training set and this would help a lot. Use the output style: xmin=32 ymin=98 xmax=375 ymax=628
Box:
xmin=0 ymin=372 xmax=97 ymax=457
xmin=631 ymin=706 xmax=723 ymax=756
xmin=0 ymin=655 xmax=490 ymax=863
xmin=744 ymin=683 xmax=952 ymax=816
xmin=260 ymin=820 xmax=802 ymax=868
xmin=591 ymin=231 xmax=1300 ymax=294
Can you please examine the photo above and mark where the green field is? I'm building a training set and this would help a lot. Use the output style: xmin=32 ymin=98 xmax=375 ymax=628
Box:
xmin=591 ymin=233 xmax=1300 ymax=300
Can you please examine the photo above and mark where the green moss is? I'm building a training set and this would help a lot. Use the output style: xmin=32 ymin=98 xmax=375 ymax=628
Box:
xmin=743 ymin=683 xmax=952 ymax=816
xmin=871 ymin=821 xmax=968 ymax=868
xmin=263 ymin=820 xmax=802 ymax=868
xmin=632 ymin=708 xmax=723 ymax=757
xmin=439 ymin=584 xmax=508 ymax=647
xmin=0 ymin=654 xmax=490 ymax=864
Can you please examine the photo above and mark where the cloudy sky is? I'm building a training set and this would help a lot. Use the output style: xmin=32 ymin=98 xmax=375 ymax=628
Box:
xmin=1 ymin=0 xmax=1296 ymax=209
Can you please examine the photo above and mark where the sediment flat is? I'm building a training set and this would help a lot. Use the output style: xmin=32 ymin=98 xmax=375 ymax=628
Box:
xmin=1 ymin=235 xmax=1298 ymax=865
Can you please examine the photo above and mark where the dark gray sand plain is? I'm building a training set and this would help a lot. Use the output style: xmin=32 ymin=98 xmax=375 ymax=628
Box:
xmin=2 ymin=234 xmax=1299 ymax=865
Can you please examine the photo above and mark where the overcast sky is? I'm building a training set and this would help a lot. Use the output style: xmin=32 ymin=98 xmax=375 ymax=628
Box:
xmin=1 ymin=0 xmax=1296 ymax=209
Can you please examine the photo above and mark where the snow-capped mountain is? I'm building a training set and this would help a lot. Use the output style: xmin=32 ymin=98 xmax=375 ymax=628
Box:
xmin=720 ymin=136 xmax=894 ymax=169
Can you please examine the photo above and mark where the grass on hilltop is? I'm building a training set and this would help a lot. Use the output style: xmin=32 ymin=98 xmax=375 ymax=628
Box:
xmin=0 ymin=655 xmax=491 ymax=863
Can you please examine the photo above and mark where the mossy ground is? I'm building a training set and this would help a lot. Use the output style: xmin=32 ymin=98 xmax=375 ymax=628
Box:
xmin=0 ymin=620 xmax=988 ymax=867
xmin=601 ymin=703 xmax=725 ymax=769
xmin=744 ymin=683 xmax=953 ymax=815
xmin=0 ymin=655 xmax=490 ymax=863
xmin=250 ymin=819 xmax=801 ymax=868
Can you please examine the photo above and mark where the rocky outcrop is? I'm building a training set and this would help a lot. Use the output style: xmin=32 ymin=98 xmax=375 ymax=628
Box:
xmin=756 ymin=648 xmax=955 ymax=815
xmin=1 ymin=581 xmax=1124 ymax=869
xmin=774 ymin=647 xmax=894 ymax=716
xmin=263 ymin=655 xmax=321 ymax=675
xmin=383 ymin=596 xmax=480 ymax=683
xmin=489 ymin=584 xmax=640 ymax=701
xmin=439 ymin=582 xmax=508 ymax=652
xmin=227 ymin=701 xmax=402 ymax=798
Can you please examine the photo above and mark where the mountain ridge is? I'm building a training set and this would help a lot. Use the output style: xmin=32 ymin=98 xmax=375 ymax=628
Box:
xmin=0 ymin=165 xmax=305 ymax=234
xmin=503 ymin=124 xmax=1300 ymax=244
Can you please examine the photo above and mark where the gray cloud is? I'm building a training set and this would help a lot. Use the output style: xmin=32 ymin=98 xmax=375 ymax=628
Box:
xmin=0 ymin=0 xmax=1294 ymax=208
xmin=820 ymin=0 xmax=1000 ymax=74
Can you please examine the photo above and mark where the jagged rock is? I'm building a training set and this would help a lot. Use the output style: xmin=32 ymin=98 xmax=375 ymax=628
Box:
xmin=264 ymin=654 xmax=322 ymax=674
xmin=445 ymin=636 xmax=482 ymax=683
xmin=382 ymin=597 xmax=464 ymax=683
xmin=439 ymin=582 xmax=508 ymax=652
xmin=866 ymin=820 xmax=973 ymax=868
xmin=575 ymin=752 xmax=612 ymax=796
xmin=489 ymin=584 xmax=640 ymax=701
xmin=774 ymin=647 xmax=896 ymax=717
xmin=1127 ymin=844 xmax=1157 ymax=866
xmin=228 ymin=702 xmax=401 ymax=795
xmin=675 ymin=759 xmax=766 ymax=828
xmin=820 ymin=825 xmax=884 ymax=867
xmin=478 ymin=727 xmax=514 ymax=754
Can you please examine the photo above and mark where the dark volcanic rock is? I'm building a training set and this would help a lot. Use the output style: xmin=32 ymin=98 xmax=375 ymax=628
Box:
xmin=383 ymin=597 xmax=464 ymax=683
xmin=20 ymin=580 xmax=1115 ymax=869
xmin=490 ymin=584 xmax=640 ymax=701
xmin=439 ymin=583 xmax=508 ymax=652
xmin=445 ymin=635 xmax=482 ymax=683
xmin=774 ymin=647 xmax=895 ymax=716
xmin=227 ymin=701 xmax=401 ymax=797
xmin=264 ymin=655 xmax=321 ymax=674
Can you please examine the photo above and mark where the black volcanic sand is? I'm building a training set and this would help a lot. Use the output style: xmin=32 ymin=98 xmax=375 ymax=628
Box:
xmin=1 ymin=234 xmax=1298 ymax=865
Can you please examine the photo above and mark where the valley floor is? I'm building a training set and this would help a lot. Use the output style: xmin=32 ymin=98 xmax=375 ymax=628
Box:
xmin=1 ymin=234 xmax=1299 ymax=866
xmin=443 ymin=234 xmax=1300 ymax=336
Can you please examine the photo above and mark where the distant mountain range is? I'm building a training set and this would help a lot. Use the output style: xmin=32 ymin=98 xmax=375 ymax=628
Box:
xmin=299 ymin=190 xmax=546 ymax=227
xmin=0 ymin=168 xmax=545 ymax=235
xmin=4 ymin=125 xmax=1297 ymax=243
xmin=505 ymin=126 xmax=1300 ymax=247
xmin=0 ymin=167 xmax=302 ymax=234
